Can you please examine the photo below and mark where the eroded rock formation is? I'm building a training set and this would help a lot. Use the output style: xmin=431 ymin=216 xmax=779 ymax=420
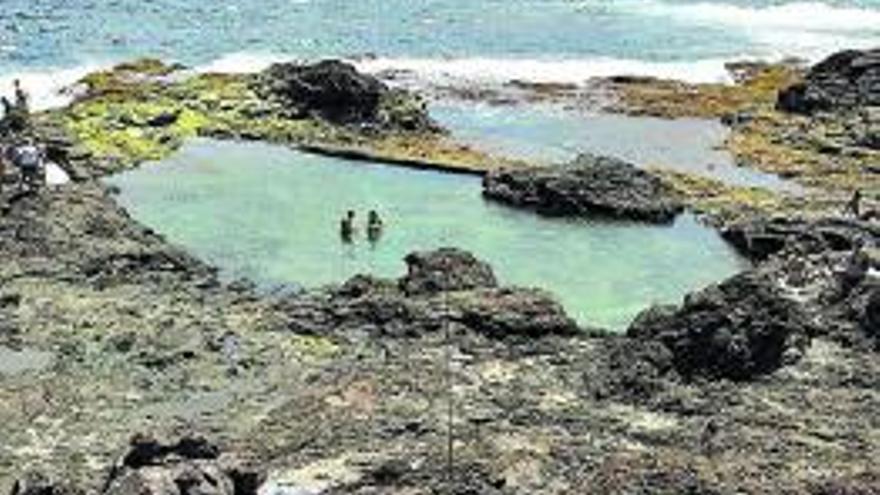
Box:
xmin=482 ymin=154 xmax=684 ymax=223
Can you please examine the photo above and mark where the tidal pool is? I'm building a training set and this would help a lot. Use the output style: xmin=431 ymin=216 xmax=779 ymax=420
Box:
xmin=431 ymin=100 xmax=798 ymax=192
xmin=108 ymin=138 xmax=746 ymax=329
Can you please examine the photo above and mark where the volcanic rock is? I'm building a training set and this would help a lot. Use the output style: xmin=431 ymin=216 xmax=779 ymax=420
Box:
xmin=399 ymin=247 xmax=497 ymax=296
xmin=628 ymin=271 xmax=813 ymax=381
xmin=777 ymin=48 xmax=880 ymax=114
xmin=483 ymin=154 xmax=684 ymax=223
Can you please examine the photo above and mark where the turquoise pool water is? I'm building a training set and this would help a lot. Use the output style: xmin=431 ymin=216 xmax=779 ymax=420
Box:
xmin=108 ymin=138 xmax=747 ymax=329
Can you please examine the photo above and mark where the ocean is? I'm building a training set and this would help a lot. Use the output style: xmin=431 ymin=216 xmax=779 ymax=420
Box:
xmin=1 ymin=0 xmax=879 ymax=108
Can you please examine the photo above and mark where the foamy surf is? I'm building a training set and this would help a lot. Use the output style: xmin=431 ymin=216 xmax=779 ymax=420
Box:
xmin=0 ymin=63 xmax=107 ymax=111
xmin=613 ymin=0 xmax=880 ymax=61
xmin=189 ymin=51 xmax=741 ymax=87
xmin=351 ymin=56 xmax=738 ymax=86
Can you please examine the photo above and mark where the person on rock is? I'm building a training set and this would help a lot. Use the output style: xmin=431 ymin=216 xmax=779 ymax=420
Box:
xmin=846 ymin=189 xmax=863 ymax=219
xmin=13 ymin=80 xmax=29 ymax=115
xmin=0 ymin=95 xmax=25 ymax=135
xmin=340 ymin=210 xmax=356 ymax=243
xmin=367 ymin=209 xmax=383 ymax=245
xmin=12 ymin=138 xmax=44 ymax=193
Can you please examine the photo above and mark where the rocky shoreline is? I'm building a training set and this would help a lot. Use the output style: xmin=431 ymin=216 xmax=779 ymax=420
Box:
xmin=1 ymin=51 xmax=879 ymax=493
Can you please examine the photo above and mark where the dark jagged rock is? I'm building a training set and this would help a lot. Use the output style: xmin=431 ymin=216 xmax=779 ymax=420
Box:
xmin=399 ymin=248 xmax=497 ymax=295
xmin=278 ymin=249 xmax=576 ymax=340
xmin=721 ymin=216 xmax=880 ymax=261
xmin=483 ymin=154 xmax=684 ymax=224
xmin=261 ymin=60 xmax=386 ymax=124
xmin=258 ymin=59 xmax=436 ymax=132
xmin=866 ymin=287 xmax=880 ymax=334
xmin=10 ymin=474 xmax=81 ymax=495
xmin=628 ymin=272 xmax=812 ymax=381
xmin=123 ymin=435 xmax=221 ymax=469
xmin=778 ymin=48 xmax=880 ymax=114
xmin=104 ymin=435 xmax=263 ymax=495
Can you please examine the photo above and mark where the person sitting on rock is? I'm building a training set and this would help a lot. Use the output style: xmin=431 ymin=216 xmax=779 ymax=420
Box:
xmin=340 ymin=210 xmax=356 ymax=243
xmin=367 ymin=209 xmax=383 ymax=245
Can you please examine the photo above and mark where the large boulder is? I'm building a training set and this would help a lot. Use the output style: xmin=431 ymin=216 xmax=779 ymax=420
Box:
xmin=778 ymin=48 xmax=880 ymax=114
xmin=399 ymin=248 xmax=497 ymax=296
xmin=258 ymin=59 xmax=436 ymax=131
xmin=261 ymin=60 xmax=386 ymax=124
xmin=483 ymin=154 xmax=684 ymax=224
xmin=628 ymin=272 xmax=812 ymax=381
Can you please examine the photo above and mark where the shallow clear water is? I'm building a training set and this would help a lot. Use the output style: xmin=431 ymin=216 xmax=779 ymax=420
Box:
xmin=431 ymin=101 xmax=798 ymax=191
xmin=107 ymin=139 xmax=746 ymax=329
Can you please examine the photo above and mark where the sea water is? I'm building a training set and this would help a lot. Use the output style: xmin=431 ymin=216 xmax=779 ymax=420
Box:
xmin=1 ymin=0 xmax=880 ymax=108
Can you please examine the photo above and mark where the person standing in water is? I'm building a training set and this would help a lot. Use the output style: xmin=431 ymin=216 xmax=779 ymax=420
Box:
xmin=367 ymin=209 xmax=384 ymax=245
xmin=340 ymin=210 xmax=356 ymax=243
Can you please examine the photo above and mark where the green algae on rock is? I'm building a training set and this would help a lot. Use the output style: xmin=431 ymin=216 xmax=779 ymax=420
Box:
xmin=48 ymin=58 xmax=518 ymax=178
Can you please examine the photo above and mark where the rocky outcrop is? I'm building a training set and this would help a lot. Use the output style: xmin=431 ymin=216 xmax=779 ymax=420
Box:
xmin=721 ymin=216 xmax=880 ymax=261
xmin=278 ymin=249 xmax=578 ymax=340
xmin=482 ymin=154 xmax=684 ymax=223
xmin=628 ymin=272 xmax=812 ymax=381
xmin=258 ymin=60 xmax=435 ymax=131
xmin=103 ymin=435 xmax=263 ymax=495
xmin=10 ymin=474 xmax=81 ymax=495
xmin=261 ymin=60 xmax=386 ymax=124
xmin=777 ymin=48 xmax=880 ymax=114
xmin=399 ymin=248 xmax=497 ymax=296
xmin=9 ymin=436 xmax=263 ymax=495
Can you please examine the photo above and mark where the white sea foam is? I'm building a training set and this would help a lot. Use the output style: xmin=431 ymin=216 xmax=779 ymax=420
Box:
xmin=0 ymin=63 xmax=106 ymax=111
xmin=353 ymin=56 xmax=737 ymax=85
xmin=194 ymin=52 xmax=296 ymax=74
xmin=639 ymin=0 xmax=880 ymax=32
xmin=612 ymin=0 xmax=880 ymax=61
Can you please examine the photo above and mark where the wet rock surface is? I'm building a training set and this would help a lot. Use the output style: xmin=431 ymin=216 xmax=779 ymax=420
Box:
xmin=778 ymin=48 xmax=880 ymax=114
xmin=482 ymin=154 xmax=684 ymax=223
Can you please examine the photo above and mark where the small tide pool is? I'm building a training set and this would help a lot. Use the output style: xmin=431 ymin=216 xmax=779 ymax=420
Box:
xmin=431 ymin=100 xmax=799 ymax=192
xmin=107 ymin=138 xmax=747 ymax=330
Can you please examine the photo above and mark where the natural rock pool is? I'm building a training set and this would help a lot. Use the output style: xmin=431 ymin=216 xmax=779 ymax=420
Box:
xmin=431 ymin=100 xmax=799 ymax=191
xmin=108 ymin=138 xmax=746 ymax=329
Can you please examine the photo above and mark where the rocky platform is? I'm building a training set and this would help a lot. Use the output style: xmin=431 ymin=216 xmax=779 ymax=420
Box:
xmin=2 ymin=171 xmax=880 ymax=493
xmin=2 ymin=52 xmax=880 ymax=494
xmin=482 ymin=154 xmax=684 ymax=224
